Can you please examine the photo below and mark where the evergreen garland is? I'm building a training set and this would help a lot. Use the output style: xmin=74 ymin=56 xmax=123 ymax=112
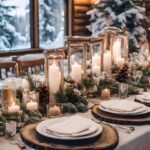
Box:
xmin=55 ymin=83 xmax=88 ymax=113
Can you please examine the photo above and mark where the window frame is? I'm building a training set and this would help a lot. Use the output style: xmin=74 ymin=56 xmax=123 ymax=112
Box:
xmin=0 ymin=0 xmax=68 ymax=57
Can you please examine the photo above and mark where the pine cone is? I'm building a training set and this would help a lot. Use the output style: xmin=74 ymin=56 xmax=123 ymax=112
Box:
xmin=37 ymin=85 xmax=49 ymax=115
xmin=115 ymin=64 xmax=129 ymax=83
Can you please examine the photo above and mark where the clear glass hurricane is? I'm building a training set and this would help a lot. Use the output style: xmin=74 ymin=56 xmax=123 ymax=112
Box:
xmin=5 ymin=121 xmax=17 ymax=139
xmin=119 ymin=83 xmax=129 ymax=99
xmin=132 ymin=70 xmax=143 ymax=85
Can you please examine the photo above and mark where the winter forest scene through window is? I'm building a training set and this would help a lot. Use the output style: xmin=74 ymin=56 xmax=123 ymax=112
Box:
xmin=39 ymin=0 xmax=65 ymax=48
xmin=0 ymin=0 xmax=65 ymax=51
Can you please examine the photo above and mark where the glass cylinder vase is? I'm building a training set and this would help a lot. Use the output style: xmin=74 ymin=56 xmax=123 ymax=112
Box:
xmin=112 ymin=29 xmax=129 ymax=67
xmin=68 ymin=45 xmax=85 ymax=83
xmin=26 ymin=91 xmax=39 ymax=111
xmin=1 ymin=81 xmax=16 ymax=109
xmin=44 ymin=49 xmax=65 ymax=104
xmin=118 ymin=83 xmax=129 ymax=99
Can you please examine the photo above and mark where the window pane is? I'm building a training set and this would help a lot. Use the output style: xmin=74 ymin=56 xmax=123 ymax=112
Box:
xmin=0 ymin=0 xmax=30 ymax=51
xmin=39 ymin=0 xmax=65 ymax=48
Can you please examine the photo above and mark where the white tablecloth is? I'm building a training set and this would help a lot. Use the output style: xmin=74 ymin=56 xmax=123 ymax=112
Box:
xmin=0 ymin=98 xmax=150 ymax=150
xmin=81 ymin=109 xmax=150 ymax=150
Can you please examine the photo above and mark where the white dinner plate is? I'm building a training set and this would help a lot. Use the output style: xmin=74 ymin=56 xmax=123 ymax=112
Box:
xmin=36 ymin=117 xmax=103 ymax=140
xmin=136 ymin=95 xmax=150 ymax=104
xmin=99 ymin=100 xmax=150 ymax=116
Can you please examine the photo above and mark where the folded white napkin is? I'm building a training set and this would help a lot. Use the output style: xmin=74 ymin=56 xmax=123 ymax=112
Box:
xmin=100 ymin=100 xmax=142 ymax=112
xmin=46 ymin=115 xmax=93 ymax=135
xmin=136 ymin=93 xmax=150 ymax=103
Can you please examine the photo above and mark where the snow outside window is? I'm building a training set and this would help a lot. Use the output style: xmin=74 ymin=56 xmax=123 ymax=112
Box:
xmin=0 ymin=0 xmax=30 ymax=51
xmin=39 ymin=0 xmax=65 ymax=49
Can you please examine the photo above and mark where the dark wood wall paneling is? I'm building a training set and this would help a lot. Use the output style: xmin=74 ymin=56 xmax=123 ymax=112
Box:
xmin=72 ymin=0 xmax=92 ymax=36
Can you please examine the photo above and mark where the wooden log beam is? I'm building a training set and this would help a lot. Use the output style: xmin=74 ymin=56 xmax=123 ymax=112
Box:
xmin=74 ymin=6 xmax=91 ymax=13
xmin=74 ymin=25 xmax=89 ymax=32
xmin=74 ymin=18 xmax=90 ymax=25
xmin=74 ymin=0 xmax=92 ymax=6
xmin=74 ymin=13 xmax=90 ymax=19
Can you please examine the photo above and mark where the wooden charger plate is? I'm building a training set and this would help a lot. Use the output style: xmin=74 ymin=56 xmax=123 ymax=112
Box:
xmin=91 ymin=105 xmax=150 ymax=125
xmin=20 ymin=122 xmax=118 ymax=150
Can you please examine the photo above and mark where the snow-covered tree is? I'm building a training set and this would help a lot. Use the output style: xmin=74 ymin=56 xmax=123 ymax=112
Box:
xmin=0 ymin=0 xmax=29 ymax=51
xmin=0 ymin=0 xmax=17 ymax=50
xmin=87 ymin=0 xmax=150 ymax=52
xmin=39 ymin=0 xmax=64 ymax=44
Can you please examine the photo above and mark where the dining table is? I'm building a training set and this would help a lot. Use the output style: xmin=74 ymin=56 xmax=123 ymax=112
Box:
xmin=0 ymin=77 xmax=150 ymax=150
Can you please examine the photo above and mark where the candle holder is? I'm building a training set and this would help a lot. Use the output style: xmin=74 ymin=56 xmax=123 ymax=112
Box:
xmin=26 ymin=91 xmax=39 ymax=111
xmin=102 ymin=50 xmax=112 ymax=74
xmin=67 ymin=42 xmax=87 ymax=81
xmin=47 ymin=103 xmax=62 ymax=118
xmin=112 ymin=29 xmax=129 ymax=66
xmin=69 ymin=49 xmax=83 ymax=83
xmin=67 ymin=36 xmax=92 ymax=80
xmin=118 ymin=83 xmax=129 ymax=99
xmin=103 ymin=27 xmax=129 ymax=69
xmin=118 ymin=29 xmax=129 ymax=61
xmin=5 ymin=120 xmax=17 ymax=138
xmin=66 ymin=36 xmax=104 ymax=79
xmin=101 ymin=88 xmax=111 ymax=100
xmin=91 ymin=42 xmax=103 ymax=76
xmin=102 ymin=27 xmax=118 ymax=73
xmin=8 ymin=103 xmax=20 ymax=114
xmin=104 ymin=27 xmax=119 ymax=54
xmin=44 ymin=48 xmax=65 ymax=104
xmin=1 ymin=80 xmax=16 ymax=109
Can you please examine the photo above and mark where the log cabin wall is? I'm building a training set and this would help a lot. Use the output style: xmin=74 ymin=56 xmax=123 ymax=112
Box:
xmin=71 ymin=0 xmax=94 ymax=36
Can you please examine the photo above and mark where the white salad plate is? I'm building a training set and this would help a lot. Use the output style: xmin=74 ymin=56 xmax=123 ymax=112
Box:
xmin=36 ymin=117 xmax=103 ymax=140
xmin=99 ymin=100 xmax=150 ymax=116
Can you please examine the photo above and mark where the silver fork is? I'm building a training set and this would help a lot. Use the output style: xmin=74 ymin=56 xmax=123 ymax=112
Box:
xmin=91 ymin=118 xmax=135 ymax=134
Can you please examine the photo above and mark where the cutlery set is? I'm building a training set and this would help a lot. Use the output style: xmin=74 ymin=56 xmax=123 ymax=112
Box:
xmin=91 ymin=118 xmax=135 ymax=134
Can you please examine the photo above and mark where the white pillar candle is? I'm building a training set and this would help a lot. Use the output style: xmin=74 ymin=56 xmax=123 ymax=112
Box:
xmin=26 ymin=101 xmax=38 ymax=111
xmin=92 ymin=53 xmax=101 ymax=66
xmin=22 ymin=79 xmax=30 ymax=90
xmin=49 ymin=63 xmax=61 ymax=94
xmin=92 ymin=53 xmax=101 ymax=74
xmin=92 ymin=65 xmax=100 ymax=76
xmin=101 ymin=88 xmax=110 ymax=100
xmin=112 ymin=39 xmax=121 ymax=64
xmin=8 ymin=104 xmax=20 ymax=113
xmin=144 ymin=49 xmax=149 ymax=56
xmin=116 ymin=58 xmax=125 ymax=68
xmin=103 ymin=51 xmax=112 ymax=73
xmin=48 ymin=105 xmax=61 ymax=117
xmin=70 ymin=63 xmax=82 ymax=83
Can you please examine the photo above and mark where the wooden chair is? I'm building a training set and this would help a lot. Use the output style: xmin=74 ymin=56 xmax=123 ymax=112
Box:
xmin=0 ymin=61 xmax=18 ymax=80
xmin=18 ymin=58 xmax=45 ymax=76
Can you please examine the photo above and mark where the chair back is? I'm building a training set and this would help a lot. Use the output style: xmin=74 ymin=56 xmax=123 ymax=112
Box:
xmin=0 ymin=61 xmax=18 ymax=80
xmin=18 ymin=58 xmax=44 ymax=76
